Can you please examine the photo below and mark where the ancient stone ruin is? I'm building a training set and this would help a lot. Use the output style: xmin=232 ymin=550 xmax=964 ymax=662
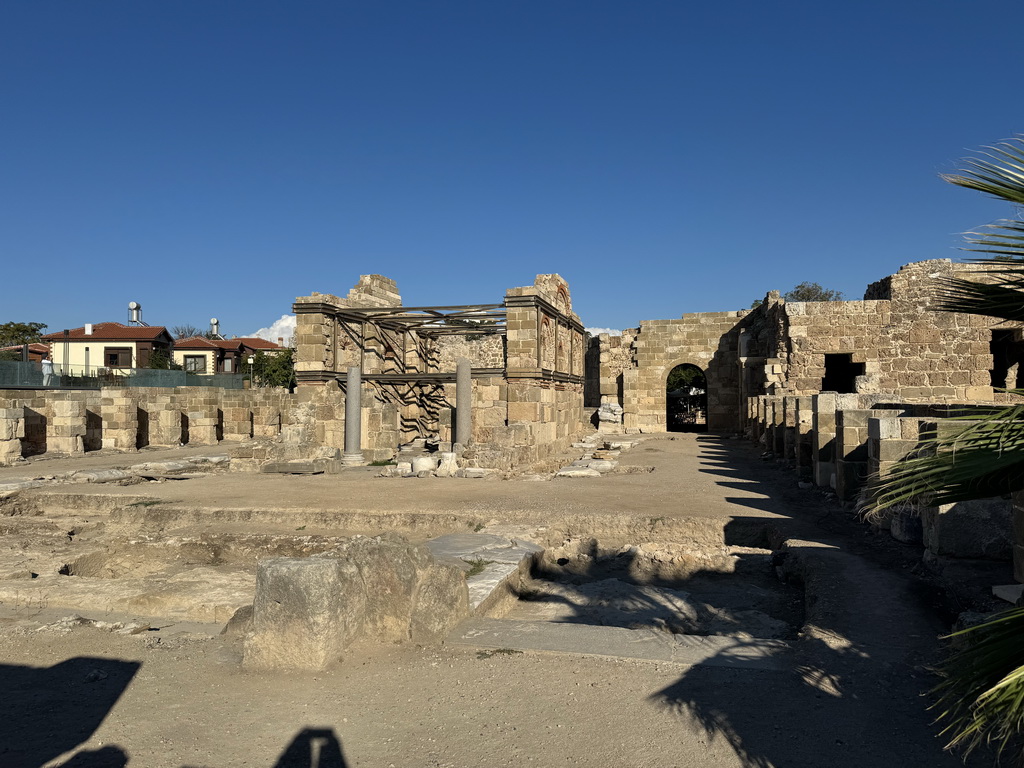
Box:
xmin=3 ymin=258 xmax=1024 ymax=677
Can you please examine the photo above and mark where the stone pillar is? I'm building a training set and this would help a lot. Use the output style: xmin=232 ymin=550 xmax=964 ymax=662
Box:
xmin=782 ymin=396 xmax=798 ymax=463
xmin=812 ymin=393 xmax=837 ymax=488
xmin=0 ymin=407 xmax=25 ymax=465
xmin=1012 ymin=490 xmax=1024 ymax=583
xmin=455 ymin=358 xmax=472 ymax=448
xmin=794 ymin=396 xmax=814 ymax=478
xmin=835 ymin=409 xmax=872 ymax=501
xmin=342 ymin=366 xmax=364 ymax=466
xmin=101 ymin=391 xmax=138 ymax=451
xmin=187 ymin=391 xmax=221 ymax=445
xmin=49 ymin=398 xmax=85 ymax=455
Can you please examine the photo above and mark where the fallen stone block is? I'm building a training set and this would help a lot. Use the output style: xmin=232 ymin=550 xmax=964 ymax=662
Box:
xmin=243 ymin=534 xmax=469 ymax=671
xmin=921 ymin=498 xmax=1012 ymax=560
xmin=458 ymin=468 xmax=499 ymax=479
xmin=555 ymin=468 xmax=602 ymax=478
xmin=243 ymin=556 xmax=366 ymax=671
xmin=587 ymin=459 xmax=618 ymax=472
xmin=70 ymin=469 xmax=133 ymax=484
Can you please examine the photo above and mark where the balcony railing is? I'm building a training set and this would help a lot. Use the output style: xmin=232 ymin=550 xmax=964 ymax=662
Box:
xmin=0 ymin=361 xmax=247 ymax=390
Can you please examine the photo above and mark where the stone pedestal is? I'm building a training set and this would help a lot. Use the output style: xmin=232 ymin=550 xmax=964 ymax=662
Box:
xmin=101 ymin=393 xmax=138 ymax=450
xmin=48 ymin=399 xmax=85 ymax=454
xmin=0 ymin=407 xmax=25 ymax=465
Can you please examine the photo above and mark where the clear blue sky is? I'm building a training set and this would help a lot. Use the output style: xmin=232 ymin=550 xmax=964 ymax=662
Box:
xmin=3 ymin=1 xmax=1024 ymax=336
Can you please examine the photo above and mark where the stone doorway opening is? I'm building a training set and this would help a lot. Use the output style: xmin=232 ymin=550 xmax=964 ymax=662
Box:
xmin=666 ymin=363 xmax=707 ymax=432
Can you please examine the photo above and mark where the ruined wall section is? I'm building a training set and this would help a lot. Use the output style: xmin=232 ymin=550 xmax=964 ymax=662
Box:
xmin=0 ymin=387 xmax=293 ymax=464
xmin=497 ymin=274 xmax=588 ymax=469
xmin=627 ymin=312 xmax=748 ymax=433
xmin=776 ymin=261 xmax=996 ymax=401
xmin=294 ymin=275 xmax=403 ymax=383
xmin=433 ymin=335 xmax=505 ymax=371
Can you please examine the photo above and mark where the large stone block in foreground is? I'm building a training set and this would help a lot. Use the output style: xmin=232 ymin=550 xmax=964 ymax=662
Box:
xmin=243 ymin=533 xmax=469 ymax=671
xmin=921 ymin=498 xmax=1012 ymax=561
xmin=243 ymin=557 xmax=366 ymax=671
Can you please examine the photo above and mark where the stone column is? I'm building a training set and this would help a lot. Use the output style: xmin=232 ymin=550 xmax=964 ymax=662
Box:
xmin=455 ymin=358 xmax=472 ymax=448
xmin=342 ymin=366 xmax=364 ymax=465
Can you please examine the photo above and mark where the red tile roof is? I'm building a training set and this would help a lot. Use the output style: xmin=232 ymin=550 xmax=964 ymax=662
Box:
xmin=41 ymin=322 xmax=170 ymax=341
xmin=236 ymin=337 xmax=284 ymax=350
xmin=0 ymin=343 xmax=49 ymax=353
xmin=173 ymin=336 xmax=222 ymax=350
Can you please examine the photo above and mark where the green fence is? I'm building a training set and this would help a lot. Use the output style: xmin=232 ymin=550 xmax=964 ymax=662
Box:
xmin=0 ymin=361 xmax=247 ymax=390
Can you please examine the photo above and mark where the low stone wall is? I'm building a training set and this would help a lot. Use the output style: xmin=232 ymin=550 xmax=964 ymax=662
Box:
xmin=242 ymin=533 xmax=468 ymax=671
xmin=0 ymin=387 xmax=292 ymax=464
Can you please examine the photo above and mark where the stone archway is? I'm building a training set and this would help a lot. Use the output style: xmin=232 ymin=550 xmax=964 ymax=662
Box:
xmin=665 ymin=362 xmax=708 ymax=432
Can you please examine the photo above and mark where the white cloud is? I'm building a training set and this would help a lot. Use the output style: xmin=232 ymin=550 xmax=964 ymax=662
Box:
xmin=248 ymin=314 xmax=296 ymax=345
xmin=586 ymin=327 xmax=621 ymax=336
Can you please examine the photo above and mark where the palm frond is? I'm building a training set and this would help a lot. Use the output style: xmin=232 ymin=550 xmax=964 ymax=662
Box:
xmin=933 ymin=607 xmax=1024 ymax=757
xmin=861 ymin=399 xmax=1024 ymax=518
xmin=941 ymin=138 xmax=1024 ymax=206
xmin=933 ymin=265 xmax=1024 ymax=322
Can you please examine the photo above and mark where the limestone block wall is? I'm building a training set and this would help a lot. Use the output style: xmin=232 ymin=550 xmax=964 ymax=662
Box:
xmin=628 ymin=312 xmax=747 ymax=433
xmin=433 ymin=335 xmax=504 ymax=371
xmin=0 ymin=387 xmax=294 ymax=462
xmin=595 ymin=331 xmax=637 ymax=410
xmin=772 ymin=261 xmax=1000 ymax=401
xmin=294 ymin=275 xmax=403 ymax=384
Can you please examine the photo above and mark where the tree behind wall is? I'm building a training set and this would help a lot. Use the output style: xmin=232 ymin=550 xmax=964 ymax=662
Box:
xmin=782 ymin=282 xmax=844 ymax=302
xmin=0 ymin=321 xmax=47 ymax=361
xmin=250 ymin=349 xmax=296 ymax=390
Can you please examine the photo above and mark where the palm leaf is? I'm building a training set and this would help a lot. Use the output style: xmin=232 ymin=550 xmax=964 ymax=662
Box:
xmin=861 ymin=399 xmax=1024 ymax=518
xmin=932 ymin=607 xmax=1024 ymax=757
xmin=941 ymin=137 xmax=1024 ymax=206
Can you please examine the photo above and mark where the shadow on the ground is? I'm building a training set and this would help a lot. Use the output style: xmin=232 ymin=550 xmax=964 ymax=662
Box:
xmin=650 ymin=434 xmax=974 ymax=767
xmin=271 ymin=728 xmax=349 ymax=767
xmin=0 ymin=656 xmax=139 ymax=768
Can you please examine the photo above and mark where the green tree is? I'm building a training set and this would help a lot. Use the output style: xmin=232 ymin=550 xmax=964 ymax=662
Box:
xmin=0 ymin=321 xmax=47 ymax=347
xmin=750 ymin=284 xmax=843 ymax=308
xmin=249 ymin=349 xmax=296 ymax=389
xmin=783 ymin=282 xmax=844 ymax=302
xmin=0 ymin=321 xmax=47 ymax=361
xmin=666 ymin=364 xmax=706 ymax=391
xmin=863 ymin=137 xmax=1024 ymax=760
xmin=148 ymin=349 xmax=182 ymax=370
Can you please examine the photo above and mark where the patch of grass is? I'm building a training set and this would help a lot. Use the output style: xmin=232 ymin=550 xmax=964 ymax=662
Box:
xmin=472 ymin=522 xmax=486 ymax=532
xmin=126 ymin=500 xmax=162 ymax=508
xmin=369 ymin=459 xmax=396 ymax=466
xmin=462 ymin=557 xmax=496 ymax=578
xmin=295 ymin=525 xmax=306 ymax=531
xmin=477 ymin=648 xmax=523 ymax=659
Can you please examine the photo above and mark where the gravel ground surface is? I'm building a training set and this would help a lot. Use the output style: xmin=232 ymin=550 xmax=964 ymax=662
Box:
xmin=0 ymin=433 xmax=996 ymax=767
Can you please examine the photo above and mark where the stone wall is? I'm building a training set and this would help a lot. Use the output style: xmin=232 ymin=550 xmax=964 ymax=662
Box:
xmin=0 ymin=387 xmax=292 ymax=465
xmin=625 ymin=312 xmax=749 ymax=432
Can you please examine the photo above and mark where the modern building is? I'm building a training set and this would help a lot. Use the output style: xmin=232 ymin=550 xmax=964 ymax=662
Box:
xmin=41 ymin=323 xmax=174 ymax=374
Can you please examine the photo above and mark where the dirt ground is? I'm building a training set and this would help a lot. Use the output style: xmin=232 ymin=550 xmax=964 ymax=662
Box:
xmin=0 ymin=434 xmax=999 ymax=767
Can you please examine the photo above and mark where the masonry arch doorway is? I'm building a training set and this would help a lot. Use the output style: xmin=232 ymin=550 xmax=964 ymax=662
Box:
xmin=666 ymin=363 xmax=707 ymax=432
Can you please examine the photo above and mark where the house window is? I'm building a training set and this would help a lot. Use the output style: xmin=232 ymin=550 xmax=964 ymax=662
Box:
xmin=184 ymin=355 xmax=207 ymax=373
xmin=104 ymin=347 xmax=132 ymax=367
xmin=223 ymin=358 xmax=233 ymax=373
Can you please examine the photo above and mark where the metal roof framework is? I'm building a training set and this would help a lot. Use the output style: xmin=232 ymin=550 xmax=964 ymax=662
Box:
xmin=332 ymin=304 xmax=506 ymax=336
